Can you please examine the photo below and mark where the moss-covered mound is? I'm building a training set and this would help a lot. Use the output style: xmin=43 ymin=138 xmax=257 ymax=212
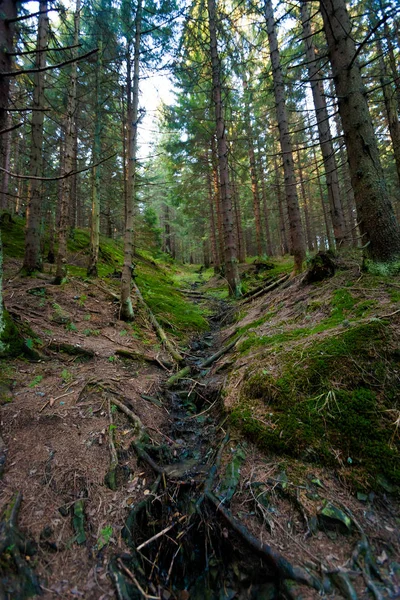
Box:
xmin=230 ymin=320 xmax=400 ymax=489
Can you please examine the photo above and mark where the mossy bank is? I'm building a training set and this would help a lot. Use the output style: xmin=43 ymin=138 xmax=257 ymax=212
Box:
xmin=226 ymin=267 xmax=400 ymax=491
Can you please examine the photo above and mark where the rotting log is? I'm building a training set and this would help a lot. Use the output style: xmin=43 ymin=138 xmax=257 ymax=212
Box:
xmin=165 ymin=337 xmax=239 ymax=387
xmin=132 ymin=281 xmax=183 ymax=364
xmin=240 ymin=274 xmax=289 ymax=304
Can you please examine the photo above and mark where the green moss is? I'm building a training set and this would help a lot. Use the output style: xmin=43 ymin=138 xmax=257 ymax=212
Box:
xmin=136 ymin=264 xmax=208 ymax=336
xmin=0 ymin=216 xmax=25 ymax=258
xmin=231 ymin=320 xmax=400 ymax=488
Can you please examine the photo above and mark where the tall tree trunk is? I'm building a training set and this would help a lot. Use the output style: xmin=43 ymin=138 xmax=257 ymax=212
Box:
xmin=264 ymin=0 xmax=306 ymax=272
xmin=257 ymin=146 xmax=273 ymax=256
xmin=320 ymin=0 xmax=400 ymax=262
xmin=207 ymin=0 xmax=241 ymax=296
xmin=23 ymin=0 xmax=49 ymax=274
xmin=311 ymin=142 xmax=335 ymax=250
xmin=54 ymin=0 xmax=80 ymax=283
xmin=376 ymin=39 xmax=400 ymax=185
xmin=0 ymin=114 xmax=10 ymax=211
xmin=383 ymin=20 xmax=400 ymax=113
xmin=273 ymin=145 xmax=289 ymax=256
xmin=0 ymin=0 xmax=17 ymax=351
xmin=300 ymin=1 xmax=348 ymax=248
xmin=87 ymin=42 xmax=102 ymax=277
xmin=211 ymin=135 xmax=224 ymax=272
xmin=296 ymin=147 xmax=315 ymax=252
xmin=231 ymin=167 xmax=246 ymax=263
xmin=206 ymin=162 xmax=219 ymax=268
xmin=242 ymin=78 xmax=263 ymax=256
xmin=120 ymin=0 xmax=142 ymax=320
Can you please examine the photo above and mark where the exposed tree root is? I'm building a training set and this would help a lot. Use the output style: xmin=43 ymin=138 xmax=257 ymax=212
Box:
xmin=115 ymin=348 xmax=172 ymax=370
xmin=204 ymin=490 xmax=322 ymax=591
xmin=165 ymin=337 xmax=239 ymax=387
xmin=0 ymin=492 xmax=41 ymax=599
xmin=106 ymin=398 xmax=119 ymax=491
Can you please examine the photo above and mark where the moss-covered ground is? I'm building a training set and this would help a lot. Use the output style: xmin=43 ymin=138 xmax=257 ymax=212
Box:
xmin=227 ymin=267 xmax=400 ymax=491
xmin=1 ymin=218 xmax=209 ymax=342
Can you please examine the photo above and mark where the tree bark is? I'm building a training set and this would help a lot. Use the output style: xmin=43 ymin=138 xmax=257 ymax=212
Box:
xmin=273 ymin=148 xmax=289 ymax=256
xmin=231 ymin=167 xmax=246 ymax=263
xmin=120 ymin=0 xmax=142 ymax=320
xmin=296 ymin=147 xmax=315 ymax=252
xmin=264 ymin=0 xmax=306 ymax=272
xmin=300 ymin=1 xmax=348 ymax=248
xmin=211 ymin=135 xmax=224 ymax=271
xmin=23 ymin=0 xmax=49 ymax=273
xmin=206 ymin=161 xmax=220 ymax=268
xmin=376 ymin=37 xmax=400 ymax=186
xmin=54 ymin=0 xmax=80 ymax=284
xmin=320 ymin=0 xmax=400 ymax=262
xmin=242 ymin=78 xmax=263 ymax=256
xmin=207 ymin=0 xmax=241 ymax=296
xmin=257 ymin=145 xmax=273 ymax=256
xmin=87 ymin=41 xmax=102 ymax=277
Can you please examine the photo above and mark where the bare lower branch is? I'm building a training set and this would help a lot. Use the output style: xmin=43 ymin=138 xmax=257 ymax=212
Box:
xmin=0 ymin=152 xmax=116 ymax=180
xmin=0 ymin=48 xmax=98 ymax=77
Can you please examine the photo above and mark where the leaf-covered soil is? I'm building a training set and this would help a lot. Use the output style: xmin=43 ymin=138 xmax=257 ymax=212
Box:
xmin=0 ymin=239 xmax=400 ymax=599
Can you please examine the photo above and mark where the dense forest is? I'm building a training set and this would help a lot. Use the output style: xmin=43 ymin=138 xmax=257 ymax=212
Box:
xmin=0 ymin=0 xmax=400 ymax=598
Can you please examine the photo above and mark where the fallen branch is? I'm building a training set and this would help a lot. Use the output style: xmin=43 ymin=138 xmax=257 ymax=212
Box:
xmin=165 ymin=337 xmax=239 ymax=387
xmin=132 ymin=281 xmax=183 ymax=364
xmin=241 ymin=274 xmax=289 ymax=304
xmin=205 ymin=490 xmax=322 ymax=591
xmin=115 ymin=348 xmax=171 ymax=371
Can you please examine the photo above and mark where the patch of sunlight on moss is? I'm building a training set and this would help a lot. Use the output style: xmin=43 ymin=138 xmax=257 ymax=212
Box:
xmin=136 ymin=264 xmax=208 ymax=336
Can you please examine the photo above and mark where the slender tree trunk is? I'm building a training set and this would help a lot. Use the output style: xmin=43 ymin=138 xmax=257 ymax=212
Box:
xmin=87 ymin=43 xmax=102 ymax=277
xmin=376 ymin=39 xmax=400 ymax=185
xmin=242 ymin=79 xmax=263 ymax=256
xmin=206 ymin=163 xmax=219 ymax=268
xmin=264 ymin=0 xmax=306 ymax=272
xmin=120 ymin=0 xmax=142 ymax=320
xmin=312 ymin=143 xmax=335 ymax=250
xmin=300 ymin=1 xmax=348 ymax=248
xmin=273 ymin=149 xmax=289 ymax=255
xmin=0 ymin=0 xmax=17 ymax=351
xmin=207 ymin=0 xmax=241 ymax=296
xmin=23 ymin=0 xmax=49 ymax=273
xmin=231 ymin=168 xmax=246 ymax=263
xmin=296 ymin=147 xmax=314 ymax=252
xmin=257 ymin=146 xmax=273 ymax=256
xmin=55 ymin=0 xmax=80 ymax=283
xmin=383 ymin=20 xmax=400 ymax=113
xmin=0 ymin=115 xmax=10 ymax=210
xmin=320 ymin=0 xmax=400 ymax=261
xmin=211 ymin=135 xmax=224 ymax=272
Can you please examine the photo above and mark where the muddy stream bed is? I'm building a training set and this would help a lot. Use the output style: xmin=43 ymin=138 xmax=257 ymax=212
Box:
xmin=108 ymin=301 xmax=294 ymax=600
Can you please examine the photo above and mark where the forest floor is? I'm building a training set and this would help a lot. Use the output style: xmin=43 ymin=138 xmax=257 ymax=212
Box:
xmin=0 ymin=220 xmax=400 ymax=599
